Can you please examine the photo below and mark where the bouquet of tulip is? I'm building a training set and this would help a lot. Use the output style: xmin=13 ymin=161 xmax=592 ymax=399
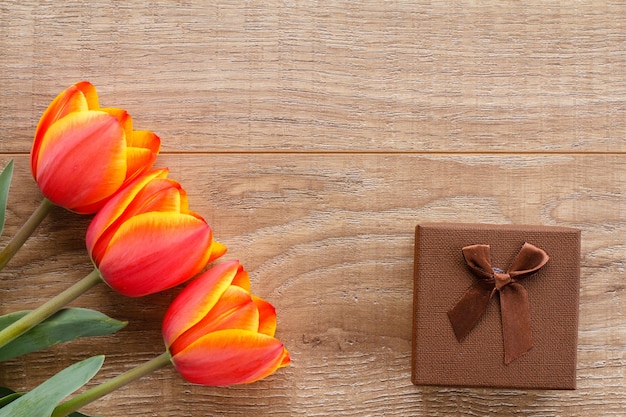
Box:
xmin=0 ymin=82 xmax=290 ymax=416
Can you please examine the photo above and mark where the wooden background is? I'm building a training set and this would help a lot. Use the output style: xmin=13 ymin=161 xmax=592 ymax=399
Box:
xmin=1 ymin=1 xmax=625 ymax=416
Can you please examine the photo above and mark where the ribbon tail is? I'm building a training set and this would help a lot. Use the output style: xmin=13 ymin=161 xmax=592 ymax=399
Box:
xmin=447 ymin=280 xmax=494 ymax=342
xmin=499 ymin=282 xmax=533 ymax=364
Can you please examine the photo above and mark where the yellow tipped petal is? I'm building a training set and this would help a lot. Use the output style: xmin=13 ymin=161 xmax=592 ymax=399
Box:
xmin=32 ymin=82 xmax=93 ymax=176
xmin=34 ymin=111 xmax=127 ymax=212
xmin=170 ymin=286 xmax=259 ymax=355
xmin=86 ymin=169 xmax=168 ymax=253
xmin=252 ymin=296 xmax=278 ymax=337
xmin=98 ymin=212 xmax=213 ymax=297
xmin=162 ymin=261 xmax=242 ymax=347
xmin=207 ymin=240 xmax=228 ymax=263
xmin=172 ymin=329 xmax=290 ymax=386
xmin=125 ymin=147 xmax=157 ymax=182
xmin=231 ymin=263 xmax=250 ymax=292
xmin=128 ymin=130 xmax=161 ymax=153
xmin=74 ymin=81 xmax=99 ymax=109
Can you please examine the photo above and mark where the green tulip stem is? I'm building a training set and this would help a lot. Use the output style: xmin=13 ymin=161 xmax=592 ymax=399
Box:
xmin=51 ymin=351 xmax=172 ymax=417
xmin=0 ymin=268 xmax=103 ymax=349
xmin=0 ymin=197 xmax=55 ymax=271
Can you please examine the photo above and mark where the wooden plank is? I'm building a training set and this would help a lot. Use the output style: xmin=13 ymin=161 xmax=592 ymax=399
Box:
xmin=0 ymin=153 xmax=623 ymax=416
xmin=1 ymin=1 xmax=626 ymax=152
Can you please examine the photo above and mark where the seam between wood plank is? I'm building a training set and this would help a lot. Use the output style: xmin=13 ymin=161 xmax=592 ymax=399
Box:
xmin=2 ymin=151 xmax=625 ymax=156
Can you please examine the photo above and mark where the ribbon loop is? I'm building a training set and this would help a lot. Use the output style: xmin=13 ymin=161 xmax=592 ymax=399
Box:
xmin=447 ymin=242 xmax=549 ymax=364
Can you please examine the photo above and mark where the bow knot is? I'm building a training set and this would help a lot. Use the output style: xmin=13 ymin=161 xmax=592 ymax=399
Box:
xmin=447 ymin=242 xmax=549 ymax=364
xmin=493 ymin=269 xmax=512 ymax=291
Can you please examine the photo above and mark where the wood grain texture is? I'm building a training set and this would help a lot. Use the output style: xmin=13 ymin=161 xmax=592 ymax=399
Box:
xmin=1 ymin=1 xmax=626 ymax=152
xmin=1 ymin=1 xmax=625 ymax=416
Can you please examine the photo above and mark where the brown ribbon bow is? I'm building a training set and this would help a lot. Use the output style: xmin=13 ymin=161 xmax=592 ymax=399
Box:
xmin=447 ymin=242 xmax=549 ymax=364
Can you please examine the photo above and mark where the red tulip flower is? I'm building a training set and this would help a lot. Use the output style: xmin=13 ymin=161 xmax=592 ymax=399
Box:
xmin=86 ymin=169 xmax=226 ymax=297
xmin=31 ymin=81 xmax=160 ymax=214
xmin=2 ymin=81 xmax=160 ymax=271
xmin=163 ymin=261 xmax=290 ymax=386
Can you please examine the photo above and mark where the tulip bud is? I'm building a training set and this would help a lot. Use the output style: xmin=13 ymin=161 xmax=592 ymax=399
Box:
xmin=86 ymin=169 xmax=225 ymax=297
xmin=31 ymin=81 xmax=160 ymax=214
xmin=163 ymin=261 xmax=290 ymax=386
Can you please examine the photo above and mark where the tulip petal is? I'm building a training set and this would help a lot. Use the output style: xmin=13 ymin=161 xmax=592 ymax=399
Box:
xmin=74 ymin=81 xmax=99 ymax=108
xmin=117 ymin=178 xmax=184 ymax=221
xmin=124 ymin=147 xmax=154 ymax=182
xmin=207 ymin=240 xmax=228 ymax=263
xmin=102 ymin=107 xmax=132 ymax=137
xmin=170 ymin=286 xmax=259 ymax=355
xmin=89 ymin=184 xmax=185 ymax=264
xmin=231 ymin=264 xmax=251 ymax=293
xmin=128 ymin=130 xmax=161 ymax=153
xmin=172 ymin=329 xmax=290 ymax=386
xmin=199 ymin=286 xmax=259 ymax=333
xmin=130 ymin=179 xmax=184 ymax=214
xmin=99 ymin=111 xmax=160 ymax=183
xmin=252 ymin=296 xmax=278 ymax=337
xmin=35 ymin=111 xmax=127 ymax=213
xmin=98 ymin=212 xmax=213 ymax=297
xmin=89 ymin=178 xmax=190 ymax=263
xmin=162 ymin=261 xmax=241 ymax=347
xmin=31 ymin=83 xmax=93 ymax=176
xmin=86 ymin=169 xmax=168 ymax=252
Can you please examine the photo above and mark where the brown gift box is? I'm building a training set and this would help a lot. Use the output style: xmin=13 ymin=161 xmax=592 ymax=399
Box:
xmin=412 ymin=223 xmax=580 ymax=389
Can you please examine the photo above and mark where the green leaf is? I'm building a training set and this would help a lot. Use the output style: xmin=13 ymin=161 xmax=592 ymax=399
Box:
xmin=0 ymin=355 xmax=104 ymax=417
xmin=0 ymin=308 xmax=127 ymax=361
xmin=0 ymin=160 xmax=13 ymax=237
xmin=0 ymin=393 xmax=22 ymax=408
xmin=0 ymin=390 xmax=97 ymax=416
xmin=69 ymin=411 xmax=102 ymax=417
xmin=0 ymin=387 xmax=15 ymax=398
xmin=0 ymin=387 xmax=21 ymax=408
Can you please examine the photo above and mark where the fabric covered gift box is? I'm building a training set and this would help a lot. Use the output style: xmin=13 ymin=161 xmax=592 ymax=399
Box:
xmin=412 ymin=223 xmax=580 ymax=389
